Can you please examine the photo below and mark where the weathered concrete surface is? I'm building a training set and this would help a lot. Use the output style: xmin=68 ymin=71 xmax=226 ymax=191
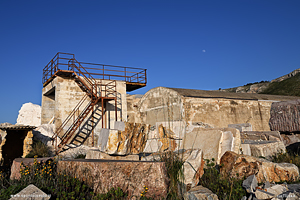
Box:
xmin=133 ymin=87 xmax=299 ymax=132
xmin=41 ymin=76 xmax=127 ymax=146
xmin=17 ymin=103 xmax=41 ymax=127
xmin=10 ymin=184 xmax=50 ymax=200
xmin=269 ymin=99 xmax=300 ymax=132
xmin=10 ymin=157 xmax=54 ymax=180
xmin=184 ymin=185 xmax=219 ymax=200
xmin=220 ymin=151 xmax=299 ymax=183
xmin=106 ymin=122 xmax=149 ymax=155
xmin=58 ymin=159 xmax=169 ymax=199
xmin=86 ymin=149 xmax=139 ymax=160
xmin=182 ymin=128 xmax=240 ymax=163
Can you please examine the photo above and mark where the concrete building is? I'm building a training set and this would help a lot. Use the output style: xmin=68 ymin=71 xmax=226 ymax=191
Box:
xmin=41 ymin=53 xmax=146 ymax=152
xmin=128 ymin=87 xmax=300 ymax=135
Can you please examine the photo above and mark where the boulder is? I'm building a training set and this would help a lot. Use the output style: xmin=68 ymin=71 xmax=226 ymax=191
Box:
xmin=86 ymin=149 xmax=139 ymax=160
xmin=17 ymin=103 xmax=41 ymax=127
xmin=57 ymin=159 xmax=169 ymax=199
xmin=182 ymin=128 xmax=240 ymax=163
xmin=220 ymin=151 xmax=299 ymax=183
xmin=10 ymin=184 xmax=50 ymax=200
xmin=183 ymin=185 xmax=219 ymax=200
xmin=242 ymin=175 xmax=258 ymax=193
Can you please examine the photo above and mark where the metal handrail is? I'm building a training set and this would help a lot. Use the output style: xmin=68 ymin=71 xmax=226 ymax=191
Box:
xmin=43 ymin=52 xmax=147 ymax=85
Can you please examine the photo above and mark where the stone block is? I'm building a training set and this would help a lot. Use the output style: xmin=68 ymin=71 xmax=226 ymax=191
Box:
xmin=181 ymin=149 xmax=204 ymax=187
xmin=228 ymin=123 xmax=252 ymax=132
xmin=114 ymin=121 xmax=125 ymax=131
xmin=86 ymin=149 xmax=139 ymax=160
xmin=105 ymin=122 xmax=149 ymax=155
xmin=220 ymin=151 xmax=299 ymax=183
xmin=10 ymin=157 xmax=54 ymax=180
xmin=249 ymin=140 xmax=286 ymax=158
xmin=98 ymin=128 xmax=110 ymax=152
xmin=182 ymin=128 xmax=240 ymax=163
xmin=10 ymin=184 xmax=50 ymax=200
xmin=184 ymin=185 xmax=219 ymax=200
xmin=241 ymin=131 xmax=282 ymax=143
xmin=57 ymin=159 xmax=169 ymax=199
xmin=241 ymin=144 xmax=251 ymax=156
xmin=143 ymin=139 xmax=162 ymax=153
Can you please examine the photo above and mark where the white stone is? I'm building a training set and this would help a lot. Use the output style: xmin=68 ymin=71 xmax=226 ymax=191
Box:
xmin=114 ymin=121 xmax=125 ymax=131
xmin=182 ymin=127 xmax=241 ymax=163
xmin=240 ymin=144 xmax=251 ymax=156
xmin=10 ymin=184 xmax=50 ymax=200
xmin=33 ymin=124 xmax=56 ymax=146
xmin=182 ymin=149 xmax=204 ymax=186
xmin=17 ymin=102 xmax=41 ymax=126
xmin=97 ymin=128 xmax=110 ymax=152
xmin=143 ymin=139 xmax=162 ymax=153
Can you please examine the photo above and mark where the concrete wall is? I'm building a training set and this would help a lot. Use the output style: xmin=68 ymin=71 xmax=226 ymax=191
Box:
xmin=183 ymin=97 xmax=272 ymax=131
xmin=130 ymin=87 xmax=280 ymax=134
xmin=41 ymin=75 xmax=127 ymax=147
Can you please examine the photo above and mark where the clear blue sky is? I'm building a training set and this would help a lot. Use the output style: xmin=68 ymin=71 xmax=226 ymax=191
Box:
xmin=1 ymin=0 xmax=300 ymax=124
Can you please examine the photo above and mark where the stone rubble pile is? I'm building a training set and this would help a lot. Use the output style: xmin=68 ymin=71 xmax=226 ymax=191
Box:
xmin=241 ymin=175 xmax=300 ymax=200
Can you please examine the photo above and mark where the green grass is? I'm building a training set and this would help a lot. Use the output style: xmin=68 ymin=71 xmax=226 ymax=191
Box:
xmin=259 ymin=73 xmax=300 ymax=96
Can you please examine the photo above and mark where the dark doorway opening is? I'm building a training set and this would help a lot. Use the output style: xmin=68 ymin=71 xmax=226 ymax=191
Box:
xmin=2 ymin=130 xmax=27 ymax=167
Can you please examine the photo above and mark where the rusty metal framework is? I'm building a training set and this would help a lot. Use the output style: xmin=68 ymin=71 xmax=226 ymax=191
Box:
xmin=44 ymin=53 xmax=147 ymax=153
xmin=43 ymin=52 xmax=147 ymax=91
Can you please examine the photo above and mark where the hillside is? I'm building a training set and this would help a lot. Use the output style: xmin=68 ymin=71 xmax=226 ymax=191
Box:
xmin=221 ymin=68 xmax=300 ymax=97
xmin=259 ymin=72 xmax=300 ymax=96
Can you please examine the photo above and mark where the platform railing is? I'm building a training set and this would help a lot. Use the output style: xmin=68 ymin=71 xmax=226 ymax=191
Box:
xmin=43 ymin=52 xmax=147 ymax=85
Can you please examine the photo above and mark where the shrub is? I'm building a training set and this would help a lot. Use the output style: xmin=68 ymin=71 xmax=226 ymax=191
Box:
xmin=26 ymin=140 xmax=51 ymax=158
xmin=160 ymin=151 xmax=184 ymax=200
xmin=271 ymin=151 xmax=300 ymax=169
xmin=199 ymin=158 xmax=246 ymax=200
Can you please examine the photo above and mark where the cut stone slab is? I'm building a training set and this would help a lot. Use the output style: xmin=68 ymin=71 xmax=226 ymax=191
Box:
xmin=32 ymin=124 xmax=56 ymax=146
xmin=182 ymin=128 xmax=241 ymax=163
xmin=114 ymin=121 xmax=125 ymax=131
xmin=240 ymin=144 xmax=251 ymax=156
xmin=143 ymin=139 xmax=163 ymax=153
xmin=10 ymin=184 xmax=50 ymax=200
xmin=183 ymin=185 xmax=219 ymax=200
xmin=10 ymin=157 xmax=54 ymax=180
xmin=228 ymin=123 xmax=252 ymax=132
xmin=57 ymin=159 xmax=169 ymax=199
xmin=86 ymin=149 xmax=139 ymax=160
xmin=241 ymin=131 xmax=282 ymax=143
xmin=17 ymin=103 xmax=41 ymax=127
xmin=249 ymin=140 xmax=286 ymax=158
xmin=220 ymin=151 xmax=299 ymax=184
xmin=180 ymin=149 xmax=204 ymax=187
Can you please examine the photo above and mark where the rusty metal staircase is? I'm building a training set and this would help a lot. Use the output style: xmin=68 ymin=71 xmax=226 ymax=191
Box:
xmin=43 ymin=52 xmax=147 ymax=154
xmin=51 ymin=58 xmax=117 ymax=153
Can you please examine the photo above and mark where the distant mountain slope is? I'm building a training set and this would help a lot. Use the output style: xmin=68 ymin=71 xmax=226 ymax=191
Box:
xmin=221 ymin=68 xmax=300 ymax=97
xmin=259 ymin=73 xmax=300 ymax=97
